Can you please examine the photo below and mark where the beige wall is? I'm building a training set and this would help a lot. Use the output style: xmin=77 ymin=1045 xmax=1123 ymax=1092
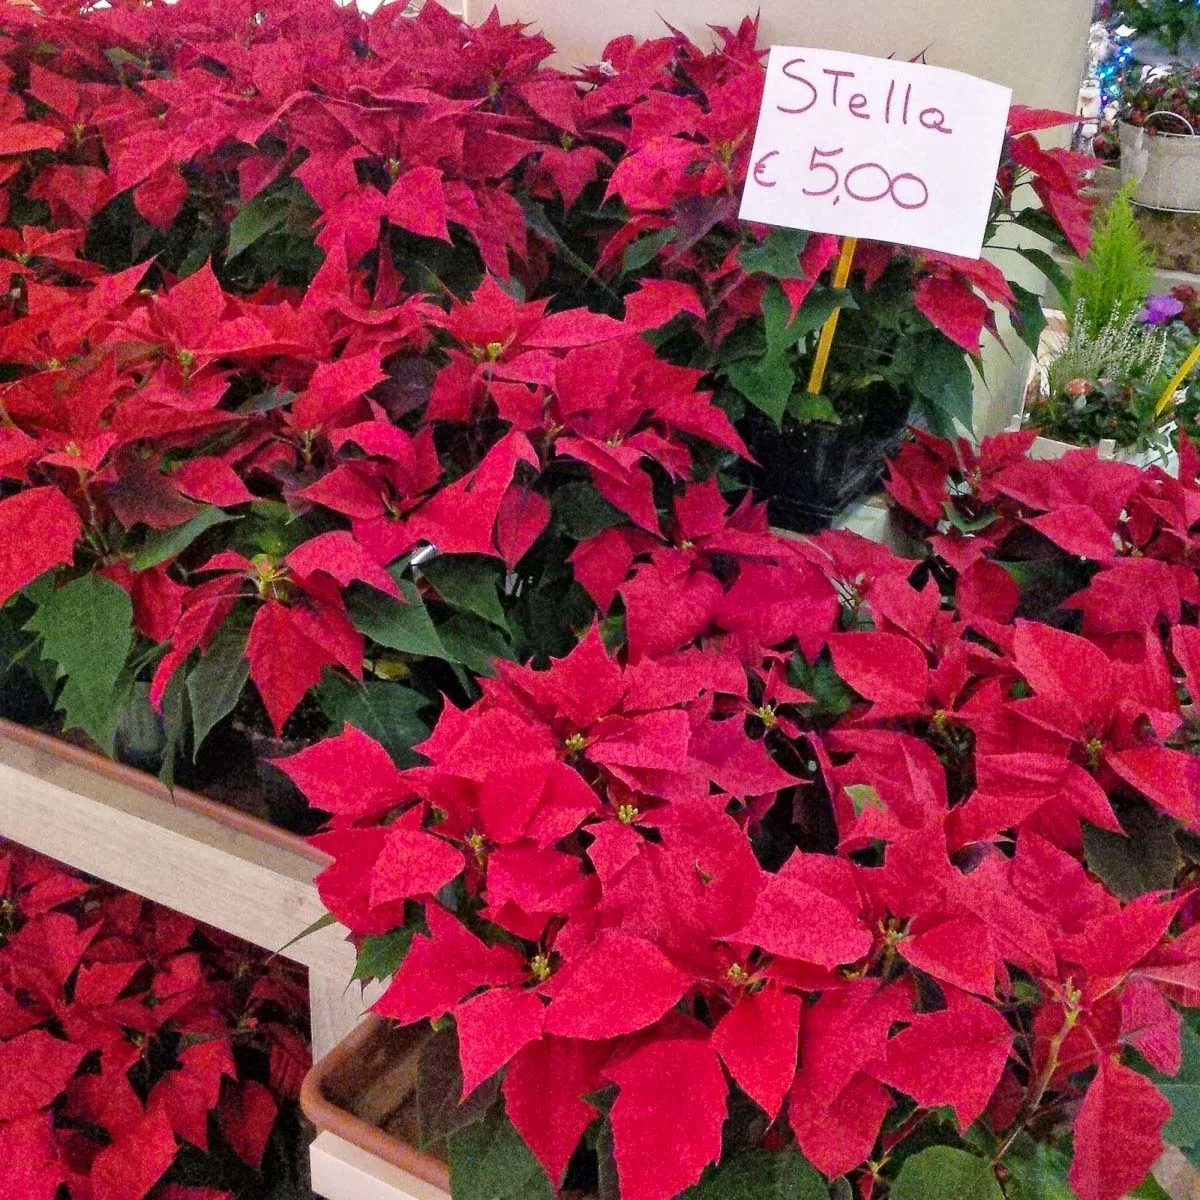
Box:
xmin=464 ymin=1 xmax=1094 ymax=111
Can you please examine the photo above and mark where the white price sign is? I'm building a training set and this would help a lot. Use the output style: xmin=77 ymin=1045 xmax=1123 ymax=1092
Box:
xmin=740 ymin=47 xmax=1012 ymax=259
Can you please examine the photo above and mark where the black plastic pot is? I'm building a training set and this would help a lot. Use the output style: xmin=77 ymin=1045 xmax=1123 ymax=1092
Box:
xmin=743 ymin=384 xmax=911 ymax=532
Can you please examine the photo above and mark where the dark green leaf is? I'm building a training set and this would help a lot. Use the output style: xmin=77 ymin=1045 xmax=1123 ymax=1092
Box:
xmin=741 ymin=228 xmax=811 ymax=278
xmin=104 ymin=46 xmax=144 ymax=71
xmin=891 ymin=1147 xmax=1003 ymax=1200
xmin=273 ymin=911 xmax=338 ymax=958
xmin=422 ymin=556 xmax=508 ymax=629
xmin=726 ymin=352 xmax=796 ymax=425
xmin=623 ymin=228 xmax=676 ymax=273
xmin=790 ymin=651 xmax=854 ymax=719
xmin=348 ymin=576 xmax=452 ymax=661
xmin=418 ymin=1025 xmax=501 ymax=1148
xmin=787 ymin=286 xmax=855 ymax=342
xmin=762 ymin=282 xmax=804 ymax=355
xmin=789 ymin=392 xmax=839 ymax=424
xmin=1129 ymin=1175 xmax=1172 ymax=1199
xmin=449 ymin=1108 xmax=552 ymax=1200
xmin=134 ymin=507 xmax=239 ymax=570
xmin=519 ymin=196 xmax=615 ymax=296
xmin=1013 ymin=209 xmax=1074 ymax=254
xmin=1010 ymin=281 xmax=1049 ymax=357
xmin=596 ymin=1118 xmax=620 ymax=1200
xmin=944 ymin=502 xmax=998 ymax=534
xmin=238 ymin=386 xmax=297 ymax=415
xmin=1083 ymin=801 xmax=1180 ymax=901
xmin=227 ymin=191 xmax=290 ymax=261
xmin=353 ymin=927 xmax=415 ymax=984
xmin=315 ymin=676 xmax=430 ymax=767
xmin=682 ymin=1150 xmax=828 ymax=1199
xmin=1000 ymin=1134 xmax=1074 ymax=1200
xmin=158 ymin=669 xmax=187 ymax=790
xmin=26 ymin=574 xmax=134 ymax=755
xmin=549 ymin=481 xmax=625 ymax=541
xmin=1134 ymin=1012 xmax=1200 ymax=1156
xmin=1014 ymin=247 xmax=1072 ymax=305
xmin=901 ymin=331 xmax=975 ymax=437
xmin=232 ymin=500 xmax=317 ymax=559
xmin=438 ymin=613 xmax=516 ymax=676
xmin=187 ymin=629 xmax=250 ymax=757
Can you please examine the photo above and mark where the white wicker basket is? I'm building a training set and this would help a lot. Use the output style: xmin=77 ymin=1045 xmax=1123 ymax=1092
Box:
xmin=1120 ymin=118 xmax=1200 ymax=213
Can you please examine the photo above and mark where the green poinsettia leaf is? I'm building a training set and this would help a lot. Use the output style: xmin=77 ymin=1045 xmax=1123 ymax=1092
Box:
xmin=418 ymin=1025 xmax=501 ymax=1149
xmin=449 ymin=1108 xmax=551 ymax=1200
xmin=1133 ymin=1011 xmax=1200 ymax=1159
xmin=1083 ymin=800 xmax=1180 ymax=901
xmin=438 ymin=613 xmax=517 ymax=676
xmin=226 ymin=191 xmax=291 ymax=262
xmin=1010 ymin=281 xmax=1049 ymax=357
xmin=348 ymin=576 xmax=452 ymax=662
xmin=316 ymin=676 xmax=430 ymax=767
xmin=741 ymin=228 xmax=811 ymax=278
xmin=682 ymin=1150 xmax=828 ymax=1199
xmin=999 ymin=1134 xmax=1075 ymax=1200
xmin=623 ymin=228 xmax=676 ymax=273
xmin=134 ymin=507 xmax=238 ymax=570
xmin=726 ymin=352 xmax=796 ymax=426
xmin=421 ymin=555 xmax=508 ymax=630
xmin=187 ymin=628 xmax=250 ymax=758
xmin=352 ymin=927 xmax=416 ymax=984
xmin=25 ymin=574 xmax=134 ymax=755
xmin=157 ymin=670 xmax=187 ymax=790
xmin=891 ymin=1147 xmax=1003 ymax=1200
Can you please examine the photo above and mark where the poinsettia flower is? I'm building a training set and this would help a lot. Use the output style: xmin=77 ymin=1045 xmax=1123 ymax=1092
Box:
xmin=151 ymin=531 xmax=399 ymax=733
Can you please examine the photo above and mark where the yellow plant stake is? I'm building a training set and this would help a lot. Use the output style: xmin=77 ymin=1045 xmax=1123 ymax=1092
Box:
xmin=1156 ymin=339 xmax=1200 ymax=419
xmin=806 ymin=237 xmax=858 ymax=396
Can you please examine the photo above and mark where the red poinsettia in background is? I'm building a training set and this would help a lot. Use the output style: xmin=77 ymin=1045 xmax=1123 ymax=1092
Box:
xmin=0 ymin=839 xmax=311 ymax=1200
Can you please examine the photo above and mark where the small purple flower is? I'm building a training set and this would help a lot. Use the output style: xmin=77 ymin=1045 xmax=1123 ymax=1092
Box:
xmin=1139 ymin=294 xmax=1185 ymax=325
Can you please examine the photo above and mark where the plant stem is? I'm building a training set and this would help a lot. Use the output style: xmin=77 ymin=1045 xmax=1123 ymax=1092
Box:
xmin=993 ymin=1003 xmax=1078 ymax=1166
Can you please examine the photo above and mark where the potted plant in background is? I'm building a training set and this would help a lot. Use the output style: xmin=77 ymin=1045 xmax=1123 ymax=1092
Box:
xmin=1022 ymin=183 xmax=1197 ymax=465
xmin=0 ymin=839 xmax=313 ymax=1200
xmin=1122 ymin=0 xmax=1200 ymax=63
xmin=567 ymin=61 xmax=1094 ymax=530
xmin=1119 ymin=62 xmax=1200 ymax=213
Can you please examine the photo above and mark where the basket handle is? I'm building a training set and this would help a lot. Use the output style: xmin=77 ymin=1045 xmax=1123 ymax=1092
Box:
xmin=1144 ymin=110 xmax=1196 ymax=135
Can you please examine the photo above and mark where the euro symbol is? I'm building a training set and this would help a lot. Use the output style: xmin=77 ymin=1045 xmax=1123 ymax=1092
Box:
xmin=753 ymin=150 xmax=780 ymax=188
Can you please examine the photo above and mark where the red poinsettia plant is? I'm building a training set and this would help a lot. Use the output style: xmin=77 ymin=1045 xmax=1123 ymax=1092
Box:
xmin=0 ymin=838 xmax=311 ymax=1200
xmin=287 ymin=433 xmax=1200 ymax=1200
xmin=0 ymin=0 xmax=1090 ymax=794
xmin=549 ymin=32 xmax=1096 ymax=437
xmin=0 ymin=0 xmax=766 ymax=786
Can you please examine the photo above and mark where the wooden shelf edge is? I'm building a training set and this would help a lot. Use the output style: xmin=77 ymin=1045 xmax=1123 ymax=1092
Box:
xmin=311 ymin=1132 xmax=452 ymax=1200
xmin=0 ymin=729 xmax=356 ymax=981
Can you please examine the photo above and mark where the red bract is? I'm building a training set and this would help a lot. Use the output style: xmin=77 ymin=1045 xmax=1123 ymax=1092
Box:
xmin=151 ymin=531 xmax=398 ymax=734
xmin=0 ymin=840 xmax=309 ymax=1200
